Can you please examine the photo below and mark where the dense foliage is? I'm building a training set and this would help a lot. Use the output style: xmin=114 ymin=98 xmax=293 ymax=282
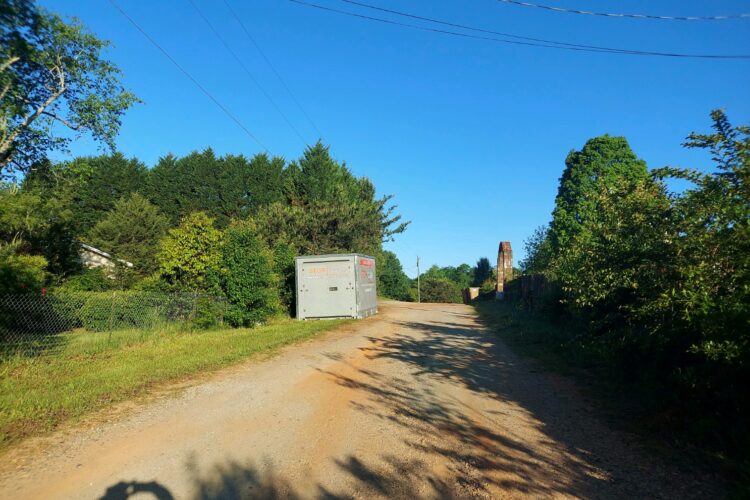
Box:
xmin=157 ymin=211 xmax=223 ymax=291
xmin=520 ymin=110 xmax=749 ymax=461
xmin=1 ymin=141 xmax=411 ymax=324
xmin=377 ymin=250 xmax=411 ymax=301
xmin=410 ymin=260 xmax=496 ymax=303
xmin=87 ymin=193 xmax=169 ymax=276
xmin=472 ymin=257 xmax=492 ymax=287
xmin=419 ymin=277 xmax=463 ymax=304
xmin=207 ymin=221 xmax=280 ymax=327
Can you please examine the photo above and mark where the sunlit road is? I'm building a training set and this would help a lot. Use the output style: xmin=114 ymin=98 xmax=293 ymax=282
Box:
xmin=0 ymin=301 xmax=720 ymax=499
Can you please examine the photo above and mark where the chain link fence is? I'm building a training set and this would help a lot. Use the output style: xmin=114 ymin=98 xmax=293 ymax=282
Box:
xmin=0 ymin=291 xmax=228 ymax=359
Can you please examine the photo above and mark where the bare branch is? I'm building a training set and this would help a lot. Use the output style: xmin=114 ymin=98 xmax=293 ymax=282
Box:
xmin=41 ymin=111 xmax=79 ymax=131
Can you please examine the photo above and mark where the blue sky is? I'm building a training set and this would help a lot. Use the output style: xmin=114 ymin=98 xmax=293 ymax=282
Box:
xmin=40 ymin=0 xmax=750 ymax=276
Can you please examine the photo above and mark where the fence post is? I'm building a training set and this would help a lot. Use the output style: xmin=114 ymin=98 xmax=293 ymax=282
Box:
xmin=108 ymin=291 xmax=116 ymax=344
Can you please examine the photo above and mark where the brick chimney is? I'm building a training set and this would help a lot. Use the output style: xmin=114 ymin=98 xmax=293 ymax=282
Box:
xmin=496 ymin=241 xmax=513 ymax=299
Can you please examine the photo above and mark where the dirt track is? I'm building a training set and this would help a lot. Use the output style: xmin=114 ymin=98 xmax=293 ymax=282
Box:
xmin=0 ymin=301 xmax=721 ymax=499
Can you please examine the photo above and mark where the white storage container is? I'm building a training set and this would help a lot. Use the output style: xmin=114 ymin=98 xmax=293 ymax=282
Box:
xmin=295 ymin=254 xmax=377 ymax=320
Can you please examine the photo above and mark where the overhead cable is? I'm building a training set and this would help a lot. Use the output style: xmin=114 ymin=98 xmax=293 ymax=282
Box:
xmin=223 ymin=0 xmax=325 ymax=141
xmin=290 ymin=0 xmax=750 ymax=60
xmin=188 ymin=0 xmax=308 ymax=146
xmin=495 ymin=0 xmax=750 ymax=22
xmin=109 ymin=0 xmax=269 ymax=152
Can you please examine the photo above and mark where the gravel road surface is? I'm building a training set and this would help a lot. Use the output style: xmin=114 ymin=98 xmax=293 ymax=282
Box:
xmin=0 ymin=301 xmax=721 ymax=499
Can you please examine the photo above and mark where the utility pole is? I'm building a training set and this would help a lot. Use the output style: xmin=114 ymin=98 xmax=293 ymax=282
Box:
xmin=416 ymin=256 xmax=421 ymax=303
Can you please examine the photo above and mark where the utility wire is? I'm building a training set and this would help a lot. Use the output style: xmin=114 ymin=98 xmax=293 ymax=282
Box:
xmin=187 ymin=0 xmax=308 ymax=146
xmin=340 ymin=0 xmax=649 ymax=54
xmin=108 ymin=0 xmax=268 ymax=152
xmin=291 ymin=0 xmax=750 ymax=59
xmin=222 ymin=0 xmax=324 ymax=141
xmin=495 ymin=0 xmax=750 ymax=22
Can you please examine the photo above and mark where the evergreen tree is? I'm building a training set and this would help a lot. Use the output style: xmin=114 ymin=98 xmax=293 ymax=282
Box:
xmin=87 ymin=193 xmax=169 ymax=275
xmin=472 ymin=257 xmax=492 ymax=286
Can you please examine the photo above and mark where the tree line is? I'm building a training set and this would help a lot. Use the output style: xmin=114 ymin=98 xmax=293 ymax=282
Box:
xmin=0 ymin=142 xmax=411 ymax=324
xmin=518 ymin=109 xmax=749 ymax=464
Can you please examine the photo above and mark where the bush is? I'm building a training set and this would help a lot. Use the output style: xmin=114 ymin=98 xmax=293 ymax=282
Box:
xmin=191 ymin=295 xmax=228 ymax=329
xmin=158 ymin=212 xmax=222 ymax=289
xmin=208 ymin=221 xmax=280 ymax=327
xmin=0 ymin=245 xmax=48 ymax=294
xmin=76 ymin=291 xmax=164 ymax=331
xmin=420 ymin=278 xmax=463 ymax=304
xmin=87 ymin=193 xmax=169 ymax=275
xmin=60 ymin=268 xmax=115 ymax=292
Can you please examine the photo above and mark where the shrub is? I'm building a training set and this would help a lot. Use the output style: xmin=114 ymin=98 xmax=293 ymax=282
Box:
xmin=61 ymin=268 xmax=115 ymax=292
xmin=420 ymin=278 xmax=463 ymax=304
xmin=158 ymin=212 xmax=222 ymax=290
xmin=76 ymin=291 xmax=164 ymax=331
xmin=208 ymin=221 xmax=280 ymax=327
xmin=0 ymin=244 xmax=48 ymax=294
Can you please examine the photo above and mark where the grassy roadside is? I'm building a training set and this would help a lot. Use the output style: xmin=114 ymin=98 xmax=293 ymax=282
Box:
xmin=473 ymin=300 xmax=598 ymax=377
xmin=0 ymin=318 xmax=347 ymax=449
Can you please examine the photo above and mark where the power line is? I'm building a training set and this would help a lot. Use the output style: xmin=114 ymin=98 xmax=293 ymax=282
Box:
xmin=339 ymin=0 xmax=645 ymax=55
xmin=290 ymin=0 xmax=750 ymax=59
xmin=108 ymin=0 xmax=268 ymax=152
xmin=222 ymin=0 xmax=325 ymax=141
xmin=187 ymin=0 xmax=308 ymax=147
xmin=495 ymin=0 xmax=750 ymax=22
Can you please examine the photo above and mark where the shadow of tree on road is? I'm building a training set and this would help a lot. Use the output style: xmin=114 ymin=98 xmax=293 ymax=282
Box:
xmin=98 ymin=307 xmax=722 ymax=499
xmin=339 ymin=316 xmax=721 ymax=498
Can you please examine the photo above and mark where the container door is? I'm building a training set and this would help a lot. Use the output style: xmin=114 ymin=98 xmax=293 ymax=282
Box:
xmin=299 ymin=259 xmax=354 ymax=318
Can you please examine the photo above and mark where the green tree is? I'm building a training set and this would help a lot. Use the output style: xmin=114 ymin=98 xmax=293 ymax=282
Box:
xmin=0 ymin=180 xmax=78 ymax=276
xmin=279 ymin=143 xmax=408 ymax=250
xmin=145 ymin=150 xmax=286 ymax=227
xmin=87 ymin=193 xmax=169 ymax=275
xmin=472 ymin=257 xmax=492 ymax=287
xmin=378 ymin=250 xmax=410 ymax=300
xmin=549 ymin=135 xmax=648 ymax=253
xmin=554 ymin=176 xmax=674 ymax=332
xmin=421 ymin=264 xmax=473 ymax=289
xmin=208 ymin=220 xmax=280 ymax=326
xmin=519 ymin=226 xmax=553 ymax=275
xmin=25 ymin=153 xmax=147 ymax=235
xmin=654 ymin=109 xmax=749 ymax=365
xmin=0 ymin=0 xmax=139 ymax=177
xmin=254 ymin=200 xmax=385 ymax=258
xmin=158 ymin=211 xmax=222 ymax=290
xmin=285 ymin=142 xmax=357 ymax=204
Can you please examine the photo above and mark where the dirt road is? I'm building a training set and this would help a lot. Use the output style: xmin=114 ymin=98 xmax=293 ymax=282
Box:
xmin=0 ymin=301 xmax=720 ymax=499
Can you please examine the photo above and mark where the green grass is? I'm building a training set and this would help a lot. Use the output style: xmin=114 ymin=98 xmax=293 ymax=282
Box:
xmin=0 ymin=318 xmax=347 ymax=448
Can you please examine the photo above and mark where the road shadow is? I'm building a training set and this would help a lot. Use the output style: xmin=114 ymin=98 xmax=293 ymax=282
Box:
xmin=326 ymin=314 xmax=721 ymax=498
xmin=99 ymin=480 xmax=174 ymax=499
xmin=97 ymin=307 xmax=722 ymax=499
